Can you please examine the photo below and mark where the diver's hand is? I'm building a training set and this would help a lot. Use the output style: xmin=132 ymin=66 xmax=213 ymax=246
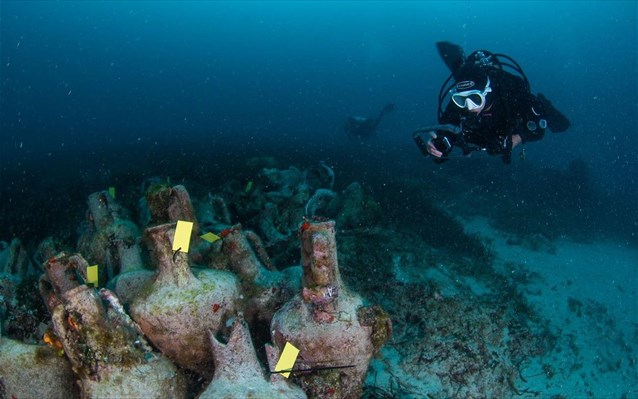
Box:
xmin=427 ymin=132 xmax=444 ymax=158
xmin=512 ymin=134 xmax=522 ymax=148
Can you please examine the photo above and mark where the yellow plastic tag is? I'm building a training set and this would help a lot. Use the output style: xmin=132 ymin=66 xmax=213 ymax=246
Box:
xmin=245 ymin=180 xmax=253 ymax=193
xmin=200 ymin=232 xmax=221 ymax=243
xmin=108 ymin=186 xmax=116 ymax=199
xmin=87 ymin=265 xmax=99 ymax=287
xmin=274 ymin=342 xmax=299 ymax=378
xmin=173 ymin=221 xmax=194 ymax=253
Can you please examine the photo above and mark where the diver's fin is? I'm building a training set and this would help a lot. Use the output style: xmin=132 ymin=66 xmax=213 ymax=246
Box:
xmin=436 ymin=41 xmax=465 ymax=74
xmin=537 ymin=93 xmax=571 ymax=132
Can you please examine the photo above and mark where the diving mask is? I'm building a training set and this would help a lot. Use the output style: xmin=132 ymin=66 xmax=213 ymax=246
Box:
xmin=451 ymin=77 xmax=492 ymax=111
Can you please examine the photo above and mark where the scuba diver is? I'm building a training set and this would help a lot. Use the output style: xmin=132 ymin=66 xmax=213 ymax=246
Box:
xmin=345 ymin=103 xmax=395 ymax=139
xmin=413 ymin=41 xmax=570 ymax=164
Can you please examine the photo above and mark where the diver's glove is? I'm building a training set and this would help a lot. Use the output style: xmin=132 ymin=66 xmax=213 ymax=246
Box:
xmin=413 ymin=124 xmax=462 ymax=162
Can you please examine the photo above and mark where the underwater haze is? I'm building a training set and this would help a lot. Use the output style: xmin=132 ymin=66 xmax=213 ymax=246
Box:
xmin=1 ymin=1 xmax=637 ymax=241
xmin=1 ymin=1 xmax=638 ymax=397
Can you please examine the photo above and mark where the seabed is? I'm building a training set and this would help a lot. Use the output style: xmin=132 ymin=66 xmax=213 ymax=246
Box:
xmin=1 ymin=157 xmax=636 ymax=399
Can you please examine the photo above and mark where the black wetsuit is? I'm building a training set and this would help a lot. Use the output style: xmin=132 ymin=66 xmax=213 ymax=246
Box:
xmin=439 ymin=69 xmax=547 ymax=163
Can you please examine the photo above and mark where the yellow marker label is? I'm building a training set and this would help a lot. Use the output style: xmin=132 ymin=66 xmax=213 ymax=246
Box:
xmin=173 ymin=220 xmax=194 ymax=253
xmin=87 ymin=265 xmax=99 ymax=287
xmin=200 ymin=232 xmax=221 ymax=243
xmin=274 ymin=342 xmax=299 ymax=378
xmin=108 ymin=186 xmax=116 ymax=199
xmin=245 ymin=180 xmax=253 ymax=193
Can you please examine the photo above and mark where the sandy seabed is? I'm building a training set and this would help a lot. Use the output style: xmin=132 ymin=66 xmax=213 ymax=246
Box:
xmin=365 ymin=216 xmax=638 ymax=399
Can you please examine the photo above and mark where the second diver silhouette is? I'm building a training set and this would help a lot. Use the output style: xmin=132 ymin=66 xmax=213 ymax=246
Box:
xmin=345 ymin=103 xmax=395 ymax=139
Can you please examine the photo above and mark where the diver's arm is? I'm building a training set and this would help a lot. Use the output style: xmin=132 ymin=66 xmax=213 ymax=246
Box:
xmin=498 ymin=72 xmax=546 ymax=145
xmin=427 ymin=104 xmax=461 ymax=158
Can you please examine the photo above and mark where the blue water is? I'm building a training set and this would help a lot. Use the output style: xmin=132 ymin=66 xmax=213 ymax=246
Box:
xmin=1 ymin=1 xmax=637 ymax=241
xmin=1 ymin=2 xmax=638 ymax=397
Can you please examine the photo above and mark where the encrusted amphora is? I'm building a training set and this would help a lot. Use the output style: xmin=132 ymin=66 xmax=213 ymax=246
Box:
xmin=77 ymin=190 xmax=140 ymax=280
xmin=198 ymin=317 xmax=307 ymax=399
xmin=0 ymin=239 xmax=77 ymax=399
xmin=271 ymin=220 xmax=392 ymax=399
xmin=40 ymin=253 xmax=187 ymax=399
xmin=0 ymin=333 xmax=79 ymax=399
xmin=142 ymin=183 xmax=200 ymax=234
xmin=221 ymin=224 xmax=301 ymax=323
xmin=77 ymin=190 xmax=154 ymax=303
xmin=129 ymin=222 xmax=240 ymax=376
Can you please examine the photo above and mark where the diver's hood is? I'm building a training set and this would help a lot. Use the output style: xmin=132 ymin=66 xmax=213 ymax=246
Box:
xmin=453 ymin=63 xmax=489 ymax=90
